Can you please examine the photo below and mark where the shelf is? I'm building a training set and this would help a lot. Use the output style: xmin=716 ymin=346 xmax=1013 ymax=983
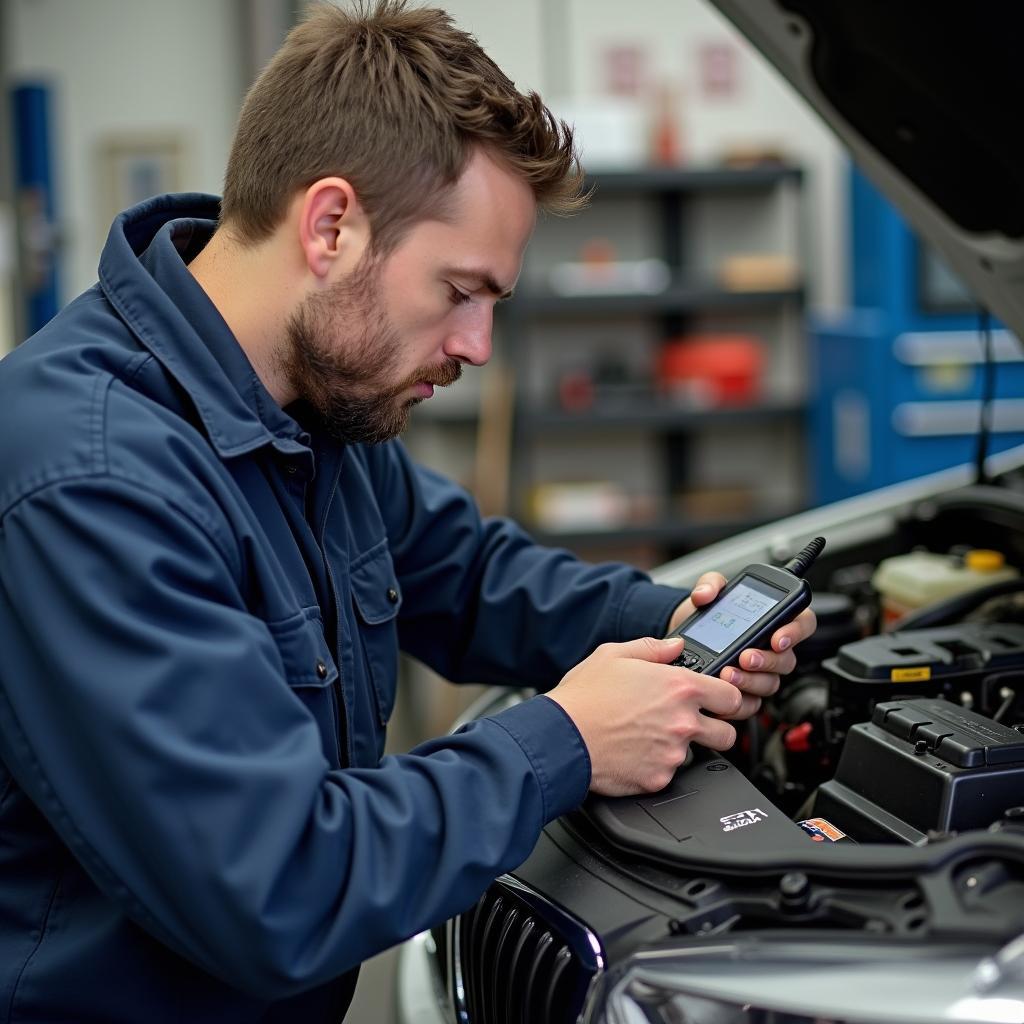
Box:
xmin=412 ymin=400 xmax=806 ymax=435
xmin=529 ymin=511 xmax=797 ymax=549
xmin=519 ymin=399 xmax=806 ymax=435
xmin=496 ymin=159 xmax=808 ymax=559
xmin=506 ymin=283 xmax=804 ymax=319
xmin=583 ymin=164 xmax=803 ymax=194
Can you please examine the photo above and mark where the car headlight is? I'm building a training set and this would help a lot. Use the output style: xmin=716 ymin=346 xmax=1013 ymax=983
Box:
xmin=599 ymin=935 xmax=1024 ymax=1024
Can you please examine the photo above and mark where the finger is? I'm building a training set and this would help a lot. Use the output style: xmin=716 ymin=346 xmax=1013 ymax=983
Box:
xmin=737 ymin=647 xmax=796 ymax=676
xmin=666 ymin=600 xmax=692 ymax=634
xmin=730 ymin=694 xmax=762 ymax=720
xmin=695 ymin=715 xmax=737 ymax=752
xmin=721 ymin=667 xmax=781 ymax=699
xmin=683 ymin=673 xmax=743 ymax=717
xmin=689 ymin=571 xmax=727 ymax=607
xmin=614 ymin=635 xmax=685 ymax=664
xmin=770 ymin=606 xmax=818 ymax=654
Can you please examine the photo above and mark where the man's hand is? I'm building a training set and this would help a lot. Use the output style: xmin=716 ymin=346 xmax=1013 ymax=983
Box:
xmin=547 ymin=635 xmax=742 ymax=797
xmin=667 ymin=571 xmax=818 ymax=719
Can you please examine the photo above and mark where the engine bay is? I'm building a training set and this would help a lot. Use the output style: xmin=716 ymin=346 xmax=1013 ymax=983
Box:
xmin=433 ymin=481 xmax=1024 ymax=1024
xmin=587 ymin=482 xmax=1024 ymax=858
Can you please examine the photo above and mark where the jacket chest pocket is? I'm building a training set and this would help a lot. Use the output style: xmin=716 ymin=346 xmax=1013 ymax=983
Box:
xmin=268 ymin=609 xmax=342 ymax=766
xmin=350 ymin=542 xmax=401 ymax=728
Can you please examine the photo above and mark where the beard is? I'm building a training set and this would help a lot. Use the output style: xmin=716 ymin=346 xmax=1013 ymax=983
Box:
xmin=280 ymin=254 xmax=462 ymax=445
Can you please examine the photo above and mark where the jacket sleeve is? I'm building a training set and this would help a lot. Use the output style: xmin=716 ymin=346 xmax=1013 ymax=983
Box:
xmin=0 ymin=475 xmax=590 ymax=998
xmin=367 ymin=440 xmax=686 ymax=686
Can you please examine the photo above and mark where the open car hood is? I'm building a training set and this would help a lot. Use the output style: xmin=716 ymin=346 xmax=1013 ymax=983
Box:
xmin=711 ymin=1 xmax=1024 ymax=336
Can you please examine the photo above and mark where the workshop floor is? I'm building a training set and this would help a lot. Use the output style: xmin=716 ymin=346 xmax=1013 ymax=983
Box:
xmin=348 ymin=945 xmax=400 ymax=1023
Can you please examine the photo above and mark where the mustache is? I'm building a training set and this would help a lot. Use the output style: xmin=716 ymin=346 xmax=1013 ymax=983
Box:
xmin=418 ymin=358 xmax=463 ymax=388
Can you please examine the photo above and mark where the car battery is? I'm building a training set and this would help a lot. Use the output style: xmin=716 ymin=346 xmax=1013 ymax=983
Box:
xmin=813 ymin=696 xmax=1024 ymax=845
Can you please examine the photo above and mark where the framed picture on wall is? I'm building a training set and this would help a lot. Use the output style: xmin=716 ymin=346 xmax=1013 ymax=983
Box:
xmin=97 ymin=132 xmax=187 ymax=228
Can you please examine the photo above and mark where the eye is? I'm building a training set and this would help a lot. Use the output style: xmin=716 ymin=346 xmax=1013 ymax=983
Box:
xmin=447 ymin=284 xmax=471 ymax=306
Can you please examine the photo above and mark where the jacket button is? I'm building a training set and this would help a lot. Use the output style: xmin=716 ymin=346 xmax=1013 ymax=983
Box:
xmin=315 ymin=660 xmax=328 ymax=679
xmin=285 ymin=465 xmax=298 ymax=475
xmin=386 ymin=587 xmax=399 ymax=604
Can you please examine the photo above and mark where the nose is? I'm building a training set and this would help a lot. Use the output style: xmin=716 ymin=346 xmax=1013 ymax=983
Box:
xmin=444 ymin=305 xmax=493 ymax=367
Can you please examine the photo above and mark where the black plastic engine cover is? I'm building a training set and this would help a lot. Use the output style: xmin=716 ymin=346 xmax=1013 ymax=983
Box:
xmin=583 ymin=745 xmax=811 ymax=860
xmin=825 ymin=623 xmax=1024 ymax=687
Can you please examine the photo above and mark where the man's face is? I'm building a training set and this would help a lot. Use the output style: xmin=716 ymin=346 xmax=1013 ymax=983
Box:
xmin=281 ymin=149 xmax=536 ymax=444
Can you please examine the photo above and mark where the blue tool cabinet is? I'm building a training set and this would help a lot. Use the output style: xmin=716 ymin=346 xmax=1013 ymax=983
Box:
xmin=811 ymin=165 xmax=1024 ymax=504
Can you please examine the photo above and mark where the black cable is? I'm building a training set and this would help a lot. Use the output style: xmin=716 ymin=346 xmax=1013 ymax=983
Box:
xmin=975 ymin=307 xmax=994 ymax=485
xmin=892 ymin=575 xmax=1024 ymax=631
xmin=782 ymin=536 xmax=826 ymax=578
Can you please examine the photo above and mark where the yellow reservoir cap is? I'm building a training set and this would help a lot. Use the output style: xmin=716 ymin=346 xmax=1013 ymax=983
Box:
xmin=966 ymin=549 xmax=1006 ymax=572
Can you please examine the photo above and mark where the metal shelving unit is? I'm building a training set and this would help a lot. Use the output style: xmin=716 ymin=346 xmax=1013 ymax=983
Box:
xmin=508 ymin=283 xmax=803 ymax=318
xmin=531 ymin=513 xmax=787 ymax=550
xmin=502 ymin=163 xmax=809 ymax=563
xmin=518 ymin=398 xmax=806 ymax=436
xmin=580 ymin=165 xmax=803 ymax=194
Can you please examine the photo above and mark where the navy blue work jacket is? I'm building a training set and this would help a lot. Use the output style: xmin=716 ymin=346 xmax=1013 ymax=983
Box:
xmin=0 ymin=195 xmax=683 ymax=1022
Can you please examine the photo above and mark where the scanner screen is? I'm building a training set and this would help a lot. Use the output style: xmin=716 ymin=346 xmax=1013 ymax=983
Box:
xmin=682 ymin=576 xmax=786 ymax=654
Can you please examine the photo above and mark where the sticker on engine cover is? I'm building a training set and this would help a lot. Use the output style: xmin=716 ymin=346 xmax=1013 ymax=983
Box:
xmin=720 ymin=808 xmax=768 ymax=832
xmin=891 ymin=666 xmax=932 ymax=682
xmin=798 ymin=817 xmax=847 ymax=842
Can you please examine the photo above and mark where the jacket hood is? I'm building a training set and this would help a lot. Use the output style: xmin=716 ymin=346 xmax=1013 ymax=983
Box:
xmin=97 ymin=193 xmax=307 ymax=460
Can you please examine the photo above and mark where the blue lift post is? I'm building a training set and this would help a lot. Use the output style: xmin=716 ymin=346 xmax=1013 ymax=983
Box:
xmin=12 ymin=83 xmax=60 ymax=336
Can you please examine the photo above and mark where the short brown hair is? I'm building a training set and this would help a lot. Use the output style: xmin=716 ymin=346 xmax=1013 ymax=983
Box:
xmin=221 ymin=0 xmax=585 ymax=252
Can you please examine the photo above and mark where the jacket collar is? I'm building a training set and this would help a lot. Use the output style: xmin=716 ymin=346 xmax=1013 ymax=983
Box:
xmin=98 ymin=193 xmax=309 ymax=460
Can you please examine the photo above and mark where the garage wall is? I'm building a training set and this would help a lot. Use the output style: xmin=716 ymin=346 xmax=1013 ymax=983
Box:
xmin=564 ymin=0 xmax=846 ymax=310
xmin=3 ymin=0 xmax=847 ymax=316
xmin=4 ymin=0 xmax=243 ymax=301
xmin=439 ymin=0 xmax=846 ymax=311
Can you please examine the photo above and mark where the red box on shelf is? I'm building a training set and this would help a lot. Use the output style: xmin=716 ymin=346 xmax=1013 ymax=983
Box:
xmin=657 ymin=333 xmax=764 ymax=405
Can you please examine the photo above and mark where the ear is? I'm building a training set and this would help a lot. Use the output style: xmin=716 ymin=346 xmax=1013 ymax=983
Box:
xmin=297 ymin=177 xmax=370 ymax=280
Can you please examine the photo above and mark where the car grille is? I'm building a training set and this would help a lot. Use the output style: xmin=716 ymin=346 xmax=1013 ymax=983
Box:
xmin=452 ymin=878 xmax=600 ymax=1023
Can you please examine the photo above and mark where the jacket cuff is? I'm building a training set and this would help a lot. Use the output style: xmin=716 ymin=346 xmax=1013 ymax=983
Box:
xmin=487 ymin=695 xmax=591 ymax=822
xmin=618 ymin=581 xmax=689 ymax=639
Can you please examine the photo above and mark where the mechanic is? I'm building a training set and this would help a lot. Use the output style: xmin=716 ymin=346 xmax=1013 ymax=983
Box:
xmin=0 ymin=2 xmax=815 ymax=1021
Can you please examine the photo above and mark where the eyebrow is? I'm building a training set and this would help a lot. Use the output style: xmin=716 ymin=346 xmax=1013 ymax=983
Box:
xmin=446 ymin=267 xmax=515 ymax=302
